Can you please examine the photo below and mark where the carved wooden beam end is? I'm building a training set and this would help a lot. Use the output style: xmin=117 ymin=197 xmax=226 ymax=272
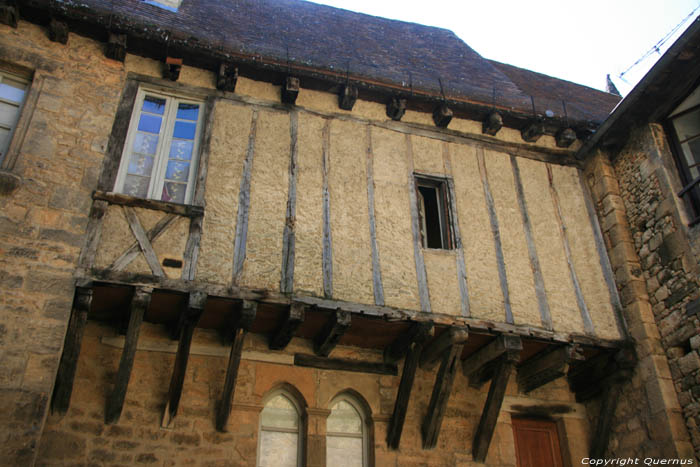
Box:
xmin=106 ymin=33 xmax=127 ymax=62
xmin=217 ymin=63 xmax=238 ymax=92
xmin=0 ymin=0 xmax=18 ymax=28
xmin=517 ymin=344 xmax=584 ymax=394
xmin=49 ymin=18 xmax=69 ymax=44
xmin=164 ymin=57 xmax=183 ymax=81
xmin=556 ymin=127 xmax=577 ymax=148
xmin=384 ymin=322 xmax=434 ymax=365
xmin=338 ymin=84 xmax=358 ymax=110
xmin=420 ymin=327 xmax=468 ymax=371
xmin=521 ymin=120 xmax=545 ymax=143
xmin=482 ymin=111 xmax=503 ymax=136
xmin=314 ymin=310 xmax=351 ymax=357
xmin=281 ymin=76 xmax=300 ymax=104
xmin=463 ymin=335 xmax=522 ymax=389
xmin=386 ymin=96 xmax=407 ymax=121
xmin=432 ymin=102 xmax=453 ymax=128
xmin=269 ymin=303 xmax=305 ymax=350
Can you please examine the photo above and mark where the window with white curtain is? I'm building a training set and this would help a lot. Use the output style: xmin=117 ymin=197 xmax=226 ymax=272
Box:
xmin=257 ymin=391 xmax=302 ymax=467
xmin=326 ymin=395 xmax=368 ymax=467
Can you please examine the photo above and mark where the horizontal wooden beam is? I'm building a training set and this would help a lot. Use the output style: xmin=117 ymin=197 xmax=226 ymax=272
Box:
xmin=314 ymin=310 xmax=351 ymax=357
xmin=384 ymin=322 xmax=434 ymax=365
xmin=420 ymin=327 xmax=468 ymax=371
xmin=269 ymin=303 xmax=305 ymax=350
xmin=421 ymin=342 xmax=463 ymax=449
xmin=93 ymin=191 xmax=204 ymax=218
xmin=294 ymin=353 xmax=397 ymax=375
xmin=463 ymin=335 xmax=522 ymax=388
xmin=517 ymin=344 xmax=583 ymax=393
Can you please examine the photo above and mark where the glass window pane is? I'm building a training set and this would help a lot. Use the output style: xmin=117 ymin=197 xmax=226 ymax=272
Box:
xmin=161 ymin=182 xmax=187 ymax=204
xmin=127 ymin=153 xmax=155 ymax=177
xmin=258 ymin=431 xmax=298 ymax=467
xmin=0 ymin=81 xmax=26 ymax=103
xmin=328 ymin=401 xmax=362 ymax=434
xmin=673 ymin=108 xmax=700 ymax=142
xmin=165 ymin=161 xmax=190 ymax=182
xmin=681 ymin=139 xmax=700 ymax=179
xmin=0 ymin=101 xmax=19 ymax=127
xmin=261 ymin=395 xmax=298 ymax=429
xmin=173 ymin=120 xmax=196 ymax=140
xmin=137 ymin=114 xmax=162 ymax=134
xmin=177 ymin=103 xmax=199 ymax=121
xmin=132 ymin=132 xmax=159 ymax=155
xmin=142 ymin=96 xmax=166 ymax=115
xmin=326 ymin=436 xmax=362 ymax=467
xmin=123 ymin=175 xmax=150 ymax=198
xmin=0 ymin=127 xmax=10 ymax=162
xmin=169 ymin=139 xmax=193 ymax=161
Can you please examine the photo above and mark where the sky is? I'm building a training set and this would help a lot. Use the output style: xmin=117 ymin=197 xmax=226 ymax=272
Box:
xmin=309 ymin=0 xmax=700 ymax=96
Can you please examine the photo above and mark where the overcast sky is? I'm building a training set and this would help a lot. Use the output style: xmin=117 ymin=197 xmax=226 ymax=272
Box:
xmin=310 ymin=0 xmax=700 ymax=96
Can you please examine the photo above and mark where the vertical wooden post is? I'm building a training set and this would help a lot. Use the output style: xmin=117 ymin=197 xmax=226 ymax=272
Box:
xmin=590 ymin=382 xmax=622 ymax=458
xmin=51 ymin=286 xmax=93 ymax=415
xmin=105 ymin=287 xmax=152 ymax=424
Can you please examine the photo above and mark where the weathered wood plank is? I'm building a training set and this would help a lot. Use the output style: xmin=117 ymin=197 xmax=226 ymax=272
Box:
xmin=294 ymin=353 xmax=397 ymax=375
xmin=162 ymin=292 xmax=206 ymax=427
xmin=192 ymin=96 xmax=216 ymax=206
xmin=77 ymin=200 xmax=108 ymax=271
xmin=269 ymin=303 xmax=305 ymax=350
xmin=477 ymin=148 xmax=513 ymax=323
xmin=314 ymin=310 xmax=351 ymax=357
xmin=517 ymin=344 xmax=583 ymax=393
xmin=322 ymin=120 xmax=333 ymax=298
xmin=338 ymin=84 xmax=358 ymax=110
xmin=421 ymin=343 xmax=463 ymax=449
xmin=232 ymin=111 xmax=258 ymax=285
xmin=280 ymin=111 xmax=298 ymax=294
xmin=51 ymin=287 xmax=93 ymax=415
xmin=281 ymin=76 xmax=299 ymax=104
xmin=105 ymin=287 xmax=152 ymax=424
xmin=366 ymin=126 xmax=385 ymax=306
xmin=387 ymin=341 xmax=422 ymax=449
xmin=111 ymin=213 xmax=178 ymax=272
xmin=123 ymin=206 xmax=165 ymax=277
xmin=105 ymin=33 xmax=127 ymax=62
xmin=181 ymin=215 xmax=203 ymax=281
xmin=93 ymin=191 xmax=204 ymax=218
xmin=217 ymin=300 xmax=257 ymax=432
xmin=48 ymin=18 xmax=69 ymax=44
xmin=463 ymin=335 xmax=522 ymax=388
xmin=590 ymin=382 xmax=622 ymax=458
xmin=420 ymin=327 xmax=468 ymax=371
xmin=384 ymin=321 xmax=434 ymax=365
xmin=472 ymin=353 xmax=517 ymax=462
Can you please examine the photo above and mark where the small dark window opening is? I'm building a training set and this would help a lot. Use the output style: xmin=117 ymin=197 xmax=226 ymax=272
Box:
xmin=416 ymin=176 xmax=454 ymax=249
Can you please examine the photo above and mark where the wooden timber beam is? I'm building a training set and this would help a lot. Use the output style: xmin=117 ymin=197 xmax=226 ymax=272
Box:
xmin=482 ymin=111 xmax=503 ymax=136
xmin=48 ymin=17 xmax=69 ymax=44
xmin=472 ymin=350 xmax=520 ymax=462
xmin=462 ymin=335 xmax=522 ymax=388
xmin=556 ymin=127 xmax=577 ymax=148
xmin=433 ymin=102 xmax=453 ymax=128
xmin=421 ymin=342 xmax=464 ymax=449
xmin=164 ymin=57 xmax=183 ymax=81
xmin=293 ymin=354 xmax=397 ymax=375
xmin=386 ymin=96 xmax=407 ymax=121
xmin=521 ymin=120 xmax=545 ymax=143
xmin=216 ymin=63 xmax=238 ymax=92
xmin=386 ymin=322 xmax=434 ymax=450
xmin=313 ymin=310 xmax=351 ymax=357
xmin=105 ymin=33 xmax=127 ymax=62
xmin=516 ymin=344 xmax=584 ymax=394
xmin=161 ymin=292 xmax=207 ymax=428
xmin=216 ymin=300 xmax=257 ymax=432
xmin=51 ymin=286 xmax=93 ymax=415
xmin=419 ymin=327 xmax=468 ymax=371
xmin=338 ymin=83 xmax=358 ymax=110
xmin=590 ymin=378 xmax=627 ymax=457
xmin=282 ymin=76 xmax=300 ymax=104
xmin=269 ymin=303 xmax=305 ymax=350
xmin=105 ymin=287 xmax=152 ymax=424
xmin=568 ymin=347 xmax=636 ymax=402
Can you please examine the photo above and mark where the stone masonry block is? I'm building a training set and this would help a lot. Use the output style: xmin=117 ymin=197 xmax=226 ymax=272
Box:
xmin=601 ymin=193 xmax=627 ymax=217
xmin=678 ymin=352 xmax=700 ymax=376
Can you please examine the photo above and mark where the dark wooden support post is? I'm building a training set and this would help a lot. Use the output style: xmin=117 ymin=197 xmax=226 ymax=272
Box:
xmin=106 ymin=33 xmax=127 ymax=62
xmin=51 ymin=286 xmax=93 ymax=415
xmin=161 ymin=292 xmax=207 ymax=428
xmin=269 ymin=303 xmax=305 ymax=350
xmin=164 ymin=57 xmax=183 ymax=81
xmin=386 ymin=323 xmax=434 ymax=450
xmin=521 ymin=120 xmax=545 ymax=142
xmin=482 ymin=111 xmax=503 ymax=136
xmin=590 ymin=382 xmax=623 ymax=457
xmin=420 ymin=327 xmax=468 ymax=371
xmin=313 ymin=310 xmax=351 ymax=357
xmin=556 ymin=127 xmax=577 ymax=148
xmin=463 ymin=335 xmax=522 ymax=388
xmin=472 ymin=351 xmax=520 ymax=462
xmin=386 ymin=96 xmax=406 ymax=121
xmin=338 ymin=84 xmax=358 ymax=110
xmin=568 ymin=347 xmax=636 ymax=402
xmin=49 ymin=17 xmax=69 ymax=44
xmin=0 ymin=0 xmax=18 ymax=28
xmin=216 ymin=63 xmax=238 ymax=92
xmin=517 ymin=344 xmax=583 ymax=393
xmin=216 ymin=300 xmax=257 ymax=432
xmin=432 ymin=102 xmax=453 ymax=128
xmin=281 ymin=76 xmax=300 ymax=104
xmin=105 ymin=287 xmax=152 ymax=424
xmin=421 ymin=342 xmax=464 ymax=449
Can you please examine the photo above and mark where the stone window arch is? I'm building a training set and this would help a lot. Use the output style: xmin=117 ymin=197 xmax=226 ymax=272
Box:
xmin=257 ymin=387 xmax=305 ymax=467
xmin=326 ymin=391 xmax=374 ymax=467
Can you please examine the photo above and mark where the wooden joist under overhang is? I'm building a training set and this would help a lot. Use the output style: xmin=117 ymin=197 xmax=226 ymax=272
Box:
xmin=52 ymin=279 xmax=635 ymax=454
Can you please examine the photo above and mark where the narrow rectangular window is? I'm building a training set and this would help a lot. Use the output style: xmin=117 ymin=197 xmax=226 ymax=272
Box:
xmin=115 ymin=88 xmax=203 ymax=205
xmin=0 ymin=70 xmax=30 ymax=166
xmin=415 ymin=175 xmax=454 ymax=250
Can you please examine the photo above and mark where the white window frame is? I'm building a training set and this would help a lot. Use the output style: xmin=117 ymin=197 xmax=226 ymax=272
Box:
xmin=114 ymin=86 xmax=204 ymax=205
xmin=257 ymin=389 xmax=304 ymax=467
xmin=0 ymin=70 xmax=31 ymax=166
xmin=326 ymin=394 xmax=369 ymax=467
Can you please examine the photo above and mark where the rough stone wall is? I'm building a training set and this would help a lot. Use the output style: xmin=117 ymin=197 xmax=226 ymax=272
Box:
xmin=36 ymin=321 xmax=591 ymax=467
xmin=609 ymin=124 xmax=700 ymax=457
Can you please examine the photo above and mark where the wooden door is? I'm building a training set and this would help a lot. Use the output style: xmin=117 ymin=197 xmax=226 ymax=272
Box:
xmin=512 ymin=418 xmax=564 ymax=467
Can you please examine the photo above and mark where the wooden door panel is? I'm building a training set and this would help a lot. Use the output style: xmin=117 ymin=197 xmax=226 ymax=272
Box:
xmin=512 ymin=418 xmax=563 ymax=467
